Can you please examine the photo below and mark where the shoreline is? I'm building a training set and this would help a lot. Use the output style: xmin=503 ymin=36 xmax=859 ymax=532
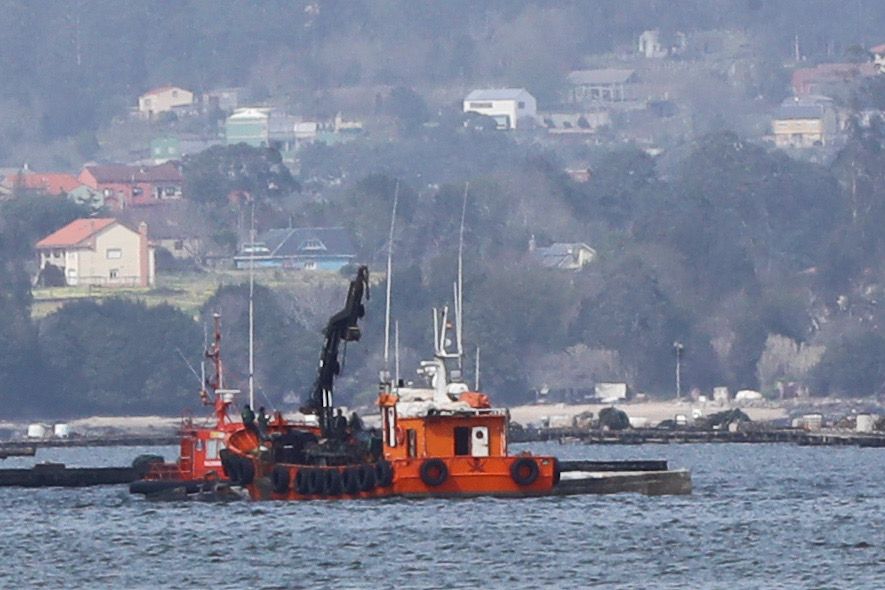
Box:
xmin=2 ymin=397 xmax=880 ymax=440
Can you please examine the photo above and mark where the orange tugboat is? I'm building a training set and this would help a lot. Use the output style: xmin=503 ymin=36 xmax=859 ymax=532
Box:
xmin=220 ymin=266 xmax=690 ymax=500
xmin=133 ymin=200 xmax=691 ymax=500
xmin=215 ymin=192 xmax=691 ymax=501
xmin=223 ymin=277 xmax=560 ymax=500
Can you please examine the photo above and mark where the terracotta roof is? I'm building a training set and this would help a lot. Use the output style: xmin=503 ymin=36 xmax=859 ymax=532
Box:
xmin=13 ymin=172 xmax=81 ymax=195
xmin=83 ymin=162 xmax=183 ymax=184
xmin=36 ymin=218 xmax=117 ymax=248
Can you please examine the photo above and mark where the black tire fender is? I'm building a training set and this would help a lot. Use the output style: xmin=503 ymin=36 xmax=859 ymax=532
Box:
xmin=227 ymin=456 xmax=243 ymax=484
xmin=295 ymin=468 xmax=311 ymax=495
xmin=374 ymin=460 xmax=394 ymax=487
xmin=271 ymin=465 xmax=290 ymax=494
xmin=308 ymin=468 xmax=325 ymax=495
xmin=357 ymin=464 xmax=376 ymax=492
xmin=326 ymin=469 xmax=343 ymax=496
xmin=238 ymin=456 xmax=256 ymax=486
xmin=419 ymin=459 xmax=448 ymax=487
xmin=342 ymin=467 xmax=360 ymax=495
xmin=510 ymin=457 xmax=540 ymax=486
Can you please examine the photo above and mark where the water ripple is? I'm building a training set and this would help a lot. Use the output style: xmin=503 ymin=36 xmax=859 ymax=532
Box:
xmin=1 ymin=443 xmax=884 ymax=588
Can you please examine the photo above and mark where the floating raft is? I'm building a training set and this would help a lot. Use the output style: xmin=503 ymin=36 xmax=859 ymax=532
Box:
xmin=0 ymin=463 xmax=137 ymax=487
xmin=512 ymin=427 xmax=885 ymax=447
xmin=0 ymin=446 xmax=36 ymax=459
xmin=0 ymin=435 xmax=179 ymax=449
xmin=553 ymin=459 xmax=691 ymax=496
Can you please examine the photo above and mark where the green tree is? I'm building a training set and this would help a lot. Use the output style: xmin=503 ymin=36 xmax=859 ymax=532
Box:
xmin=182 ymin=144 xmax=299 ymax=205
xmin=0 ymin=196 xmax=93 ymax=260
xmin=386 ymin=86 xmax=430 ymax=135
xmin=812 ymin=331 xmax=885 ymax=396
xmin=39 ymin=299 xmax=201 ymax=415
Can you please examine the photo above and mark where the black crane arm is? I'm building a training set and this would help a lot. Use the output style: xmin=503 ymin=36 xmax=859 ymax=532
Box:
xmin=307 ymin=265 xmax=370 ymax=436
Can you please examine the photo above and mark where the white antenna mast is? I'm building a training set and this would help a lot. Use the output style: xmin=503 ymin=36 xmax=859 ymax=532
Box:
xmin=475 ymin=346 xmax=480 ymax=391
xmin=248 ymin=200 xmax=255 ymax=409
xmin=456 ymin=182 xmax=468 ymax=366
xmin=394 ymin=320 xmax=400 ymax=388
xmin=383 ymin=181 xmax=400 ymax=383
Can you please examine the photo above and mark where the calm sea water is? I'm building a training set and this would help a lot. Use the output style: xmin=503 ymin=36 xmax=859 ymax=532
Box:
xmin=0 ymin=442 xmax=882 ymax=589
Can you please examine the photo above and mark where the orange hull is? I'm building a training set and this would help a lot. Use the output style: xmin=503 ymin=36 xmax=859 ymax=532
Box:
xmin=243 ymin=454 xmax=559 ymax=501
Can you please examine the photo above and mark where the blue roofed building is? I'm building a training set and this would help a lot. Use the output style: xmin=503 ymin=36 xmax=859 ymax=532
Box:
xmin=234 ymin=227 xmax=357 ymax=271
xmin=529 ymin=236 xmax=596 ymax=270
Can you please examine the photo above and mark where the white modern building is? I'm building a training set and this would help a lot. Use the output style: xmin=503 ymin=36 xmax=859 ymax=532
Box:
xmin=463 ymin=88 xmax=537 ymax=129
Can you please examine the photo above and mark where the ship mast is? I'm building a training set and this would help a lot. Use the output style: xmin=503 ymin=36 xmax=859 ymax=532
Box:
xmin=248 ymin=201 xmax=256 ymax=409
xmin=382 ymin=181 xmax=399 ymax=388
xmin=456 ymin=182 xmax=468 ymax=368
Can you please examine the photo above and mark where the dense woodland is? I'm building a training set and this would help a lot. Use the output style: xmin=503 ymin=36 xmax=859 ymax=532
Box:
xmin=1 ymin=1 xmax=884 ymax=416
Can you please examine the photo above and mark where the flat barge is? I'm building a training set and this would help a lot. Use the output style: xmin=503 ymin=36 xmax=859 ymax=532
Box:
xmin=511 ymin=426 xmax=885 ymax=447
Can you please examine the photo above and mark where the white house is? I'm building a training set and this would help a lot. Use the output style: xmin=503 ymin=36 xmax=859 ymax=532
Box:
xmin=463 ymin=88 xmax=537 ymax=129
xmin=138 ymin=86 xmax=194 ymax=118
xmin=872 ymin=43 xmax=885 ymax=74
xmin=638 ymin=30 xmax=667 ymax=58
xmin=35 ymin=218 xmax=155 ymax=287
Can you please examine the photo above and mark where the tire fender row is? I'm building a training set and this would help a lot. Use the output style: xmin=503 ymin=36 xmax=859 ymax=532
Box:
xmin=271 ymin=461 xmax=395 ymax=497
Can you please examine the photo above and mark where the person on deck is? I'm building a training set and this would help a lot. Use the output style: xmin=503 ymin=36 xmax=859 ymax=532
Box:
xmin=257 ymin=406 xmax=270 ymax=440
xmin=349 ymin=411 xmax=364 ymax=432
xmin=332 ymin=408 xmax=349 ymax=441
xmin=241 ymin=404 xmax=257 ymax=437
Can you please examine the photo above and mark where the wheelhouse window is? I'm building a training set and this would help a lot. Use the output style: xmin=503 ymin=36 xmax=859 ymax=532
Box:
xmin=454 ymin=427 xmax=470 ymax=456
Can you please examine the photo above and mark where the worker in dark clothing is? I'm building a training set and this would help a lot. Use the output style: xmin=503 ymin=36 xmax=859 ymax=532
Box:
xmin=368 ymin=428 xmax=383 ymax=461
xmin=332 ymin=408 xmax=349 ymax=441
xmin=241 ymin=404 xmax=258 ymax=438
xmin=257 ymin=406 xmax=270 ymax=440
xmin=349 ymin=411 xmax=364 ymax=432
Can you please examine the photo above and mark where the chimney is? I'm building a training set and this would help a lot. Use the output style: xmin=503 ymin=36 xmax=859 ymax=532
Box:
xmin=138 ymin=222 xmax=150 ymax=287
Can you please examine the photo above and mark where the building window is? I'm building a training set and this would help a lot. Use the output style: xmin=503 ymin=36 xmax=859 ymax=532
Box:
xmin=518 ymin=101 xmax=525 ymax=108
xmin=303 ymin=261 xmax=317 ymax=270
xmin=132 ymin=187 xmax=143 ymax=196
xmin=106 ymin=248 xmax=122 ymax=259
xmin=469 ymin=102 xmax=493 ymax=109
xmin=173 ymin=240 xmax=184 ymax=251
xmin=67 ymin=268 xmax=77 ymax=277
xmin=301 ymin=239 xmax=325 ymax=251
xmin=109 ymin=269 xmax=119 ymax=279
xmin=164 ymin=186 xmax=178 ymax=196
xmin=52 ymin=249 xmax=62 ymax=258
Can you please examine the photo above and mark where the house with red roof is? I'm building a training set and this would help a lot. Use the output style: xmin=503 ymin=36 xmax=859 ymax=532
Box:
xmin=138 ymin=85 xmax=194 ymax=118
xmin=791 ymin=63 xmax=878 ymax=97
xmin=0 ymin=170 xmax=81 ymax=196
xmin=35 ymin=218 xmax=155 ymax=287
xmin=78 ymin=162 xmax=184 ymax=209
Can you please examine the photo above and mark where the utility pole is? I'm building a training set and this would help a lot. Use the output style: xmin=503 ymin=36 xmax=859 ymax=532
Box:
xmin=673 ymin=341 xmax=684 ymax=400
